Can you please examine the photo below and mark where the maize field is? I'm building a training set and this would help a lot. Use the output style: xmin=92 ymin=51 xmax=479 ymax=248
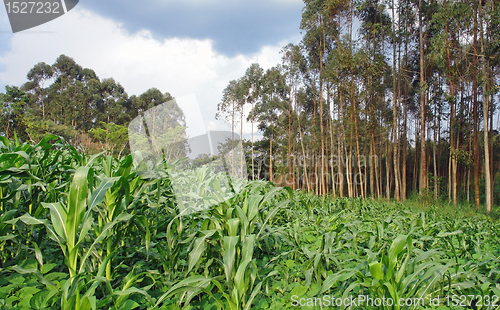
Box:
xmin=0 ymin=135 xmax=499 ymax=309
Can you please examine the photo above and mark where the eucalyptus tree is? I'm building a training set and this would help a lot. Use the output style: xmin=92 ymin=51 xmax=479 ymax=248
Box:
xmin=49 ymin=54 xmax=83 ymax=122
xmin=390 ymin=0 xmax=403 ymax=200
xmin=217 ymin=79 xmax=247 ymax=175
xmin=136 ymin=88 xmax=175 ymax=137
xmin=397 ymin=0 xmax=418 ymax=200
xmin=138 ymin=88 xmax=173 ymax=111
xmin=478 ymin=0 xmax=494 ymax=213
xmin=485 ymin=0 xmax=500 ymax=209
xmin=346 ymin=0 xmax=366 ymax=198
xmin=136 ymin=88 xmax=184 ymax=158
xmin=418 ymin=0 xmax=428 ymax=194
xmin=0 ymin=86 xmax=29 ymax=140
xmin=357 ymin=0 xmax=392 ymax=198
xmin=85 ymin=78 xmax=130 ymax=153
xmin=47 ymin=55 xmax=100 ymax=134
xmin=242 ymin=64 xmax=264 ymax=180
xmin=300 ymin=0 xmax=342 ymax=195
xmin=23 ymin=62 xmax=53 ymax=120
xmin=281 ymin=43 xmax=309 ymax=189
xmin=428 ymin=0 xmax=460 ymax=205
xmin=96 ymin=78 xmax=129 ymax=125
xmin=209 ymin=0 xmax=500 ymax=207
xmin=324 ymin=33 xmax=355 ymax=197
xmin=235 ymin=79 xmax=249 ymax=176
xmin=280 ymin=44 xmax=311 ymax=190
xmin=250 ymin=66 xmax=289 ymax=183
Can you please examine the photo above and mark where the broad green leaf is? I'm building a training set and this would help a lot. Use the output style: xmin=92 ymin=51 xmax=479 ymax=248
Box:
xmin=234 ymin=258 xmax=252 ymax=295
xmin=320 ymin=270 xmax=356 ymax=294
xmin=0 ymin=234 xmax=16 ymax=241
xmin=79 ymin=213 xmax=133 ymax=273
xmin=187 ymin=230 xmax=215 ymax=273
xmin=256 ymin=199 xmax=289 ymax=240
xmin=19 ymin=213 xmax=49 ymax=226
xmin=42 ymin=202 xmax=67 ymax=240
xmin=66 ymin=167 xmax=91 ymax=249
xmin=387 ymin=234 xmax=408 ymax=279
xmin=223 ymin=236 xmax=238 ymax=284
xmin=227 ymin=218 xmax=240 ymax=237
xmin=88 ymin=176 xmax=120 ymax=211
xmin=247 ymin=194 xmax=263 ymax=222
xmin=369 ymin=261 xmax=383 ymax=280
xmin=117 ymin=299 xmax=140 ymax=310
xmin=33 ymin=242 xmax=43 ymax=266
xmin=243 ymin=281 xmax=262 ymax=310
xmin=155 ymin=275 xmax=213 ymax=306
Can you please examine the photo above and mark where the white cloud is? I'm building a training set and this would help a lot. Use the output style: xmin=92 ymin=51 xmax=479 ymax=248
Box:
xmin=0 ymin=7 xmax=292 ymax=133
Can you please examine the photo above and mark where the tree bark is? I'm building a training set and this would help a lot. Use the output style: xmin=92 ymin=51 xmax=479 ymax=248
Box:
xmin=473 ymin=1 xmax=481 ymax=208
xmin=392 ymin=0 xmax=401 ymax=201
xmin=479 ymin=0 xmax=492 ymax=213
xmin=419 ymin=0 xmax=427 ymax=195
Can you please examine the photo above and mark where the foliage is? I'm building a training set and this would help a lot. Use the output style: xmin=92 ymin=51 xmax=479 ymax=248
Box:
xmin=0 ymin=55 xmax=179 ymax=157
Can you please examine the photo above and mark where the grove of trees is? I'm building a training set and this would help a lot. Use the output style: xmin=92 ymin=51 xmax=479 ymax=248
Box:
xmin=216 ymin=0 xmax=500 ymax=214
xmin=2 ymin=0 xmax=499 ymax=215
xmin=0 ymin=54 xmax=175 ymax=156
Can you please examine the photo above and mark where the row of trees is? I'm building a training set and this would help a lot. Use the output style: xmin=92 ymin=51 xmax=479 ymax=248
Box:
xmin=0 ymin=54 xmax=176 ymax=155
xmin=216 ymin=0 xmax=500 ymax=213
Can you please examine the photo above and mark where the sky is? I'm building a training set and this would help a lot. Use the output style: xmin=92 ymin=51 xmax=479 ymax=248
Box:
xmin=0 ymin=0 xmax=304 ymax=136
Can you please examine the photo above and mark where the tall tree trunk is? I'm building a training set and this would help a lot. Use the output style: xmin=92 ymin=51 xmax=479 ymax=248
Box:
xmin=269 ymin=120 xmax=273 ymax=183
xmin=370 ymin=130 xmax=375 ymax=198
xmin=232 ymin=100 xmax=235 ymax=175
xmin=338 ymin=91 xmax=345 ymax=197
xmin=329 ymin=86 xmax=336 ymax=196
xmin=489 ymin=91 xmax=494 ymax=202
xmin=433 ymin=103 xmax=438 ymax=199
xmin=386 ymin=139 xmax=392 ymax=199
xmin=348 ymin=2 xmax=364 ymax=198
xmin=288 ymin=85 xmax=293 ymax=187
xmin=489 ymin=91 xmax=494 ymax=204
xmin=419 ymin=0 xmax=427 ymax=194
xmin=319 ymin=43 xmax=326 ymax=196
xmin=414 ymin=118 xmax=419 ymax=193
xmin=351 ymin=78 xmax=365 ymax=198
xmin=251 ymin=100 xmax=255 ymax=181
xmin=295 ymin=88 xmax=311 ymax=191
xmin=347 ymin=141 xmax=353 ymax=198
xmin=479 ymin=0 xmax=492 ymax=213
xmin=402 ymin=5 xmax=408 ymax=201
xmin=300 ymin=129 xmax=310 ymax=191
xmin=319 ymin=26 xmax=328 ymax=195
xmin=444 ymin=12 xmax=458 ymax=206
xmin=473 ymin=1 xmax=481 ymax=209
xmin=315 ymin=151 xmax=319 ymax=195
xmin=374 ymin=133 xmax=381 ymax=198
xmin=473 ymin=77 xmax=480 ymax=208
xmin=240 ymin=103 xmax=244 ymax=177
xmin=392 ymin=0 xmax=401 ymax=201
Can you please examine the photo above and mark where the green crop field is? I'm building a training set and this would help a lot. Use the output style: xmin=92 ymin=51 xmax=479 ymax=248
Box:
xmin=0 ymin=136 xmax=499 ymax=310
